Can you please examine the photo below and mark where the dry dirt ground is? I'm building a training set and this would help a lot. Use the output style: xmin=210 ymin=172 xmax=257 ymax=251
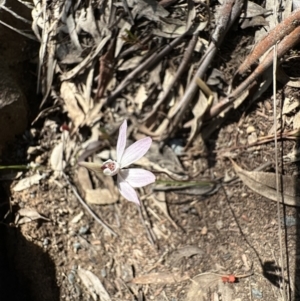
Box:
xmin=1 ymin=2 xmax=300 ymax=301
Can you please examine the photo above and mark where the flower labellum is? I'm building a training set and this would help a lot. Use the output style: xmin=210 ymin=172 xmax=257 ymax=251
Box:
xmin=79 ymin=120 xmax=155 ymax=205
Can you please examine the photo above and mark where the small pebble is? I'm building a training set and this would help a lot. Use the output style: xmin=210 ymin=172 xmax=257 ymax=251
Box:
xmin=79 ymin=225 xmax=89 ymax=235
xmin=73 ymin=242 xmax=81 ymax=251
xmin=68 ymin=272 xmax=75 ymax=284
xmin=201 ymin=226 xmax=208 ymax=235
xmin=170 ymin=139 xmax=184 ymax=156
xmin=252 ymin=288 xmax=263 ymax=299
xmin=216 ymin=220 xmax=223 ymax=230
xmin=43 ymin=238 xmax=50 ymax=246
xmin=246 ymin=125 xmax=256 ymax=134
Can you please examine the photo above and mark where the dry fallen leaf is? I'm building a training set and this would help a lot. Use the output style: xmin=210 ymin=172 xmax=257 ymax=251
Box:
xmin=118 ymin=56 xmax=144 ymax=71
xmin=85 ymin=188 xmax=118 ymax=205
xmin=77 ymin=268 xmax=111 ymax=301
xmin=184 ymin=90 xmax=210 ymax=145
xmin=134 ymin=84 xmax=148 ymax=111
xmin=240 ymin=16 xmax=269 ymax=29
xmin=77 ymin=160 xmax=119 ymax=205
xmin=186 ymin=273 xmax=233 ymax=301
xmin=77 ymin=167 xmax=93 ymax=190
xmin=50 ymin=142 xmax=65 ymax=173
xmin=293 ymin=111 xmax=300 ymax=130
xmin=167 ymin=245 xmax=203 ymax=266
xmin=16 ymin=208 xmax=50 ymax=225
xmin=282 ymin=97 xmax=299 ymax=115
xmin=13 ymin=173 xmax=46 ymax=192
xmin=77 ymin=4 xmax=101 ymax=43
xmin=242 ymin=1 xmax=270 ymax=18
xmin=131 ymin=271 xmax=190 ymax=284
xmin=131 ymin=0 xmax=169 ymax=21
xmin=231 ymin=159 xmax=300 ymax=206
xmin=61 ymin=81 xmax=86 ymax=129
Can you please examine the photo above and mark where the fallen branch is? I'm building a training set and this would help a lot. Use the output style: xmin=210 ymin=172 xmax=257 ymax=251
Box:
xmin=208 ymin=25 xmax=300 ymax=119
xmin=236 ymin=8 xmax=300 ymax=76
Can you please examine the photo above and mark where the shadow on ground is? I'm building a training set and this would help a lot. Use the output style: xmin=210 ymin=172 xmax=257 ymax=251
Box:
xmin=0 ymin=224 xmax=60 ymax=301
xmin=0 ymin=1 xmax=59 ymax=300
xmin=0 ymin=186 xmax=60 ymax=301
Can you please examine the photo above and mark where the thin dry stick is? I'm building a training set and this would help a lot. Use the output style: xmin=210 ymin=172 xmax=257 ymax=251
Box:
xmin=62 ymin=172 xmax=118 ymax=237
xmin=96 ymin=36 xmax=116 ymax=99
xmin=138 ymin=198 xmax=156 ymax=246
xmin=105 ymin=32 xmax=189 ymax=105
xmin=0 ymin=5 xmax=31 ymax=23
xmin=208 ymin=25 xmax=300 ymax=119
xmin=273 ymin=37 xmax=287 ymax=301
xmin=216 ymin=129 xmax=300 ymax=155
xmin=168 ymin=0 xmax=244 ymax=132
xmin=142 ymin=31 xmax=200 ymax=123
xmin=122 ymin=0 xmax=134 ymax=25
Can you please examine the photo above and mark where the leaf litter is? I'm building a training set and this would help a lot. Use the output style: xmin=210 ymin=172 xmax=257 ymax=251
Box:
xmin=231 ymin=159 xmax=300 ymax=206
xmin=15 ymin=208 xmax=50 ymax=225
xmin=77 ymin=268 xmax=112 ymax=301
xmin=6 ymin=0 xmax=300 ymax=299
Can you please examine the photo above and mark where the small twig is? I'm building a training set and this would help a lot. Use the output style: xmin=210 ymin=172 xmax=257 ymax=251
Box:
xmin=0 ymin=20 xmax=37 ymax=40
xmin=273 ymin=11 xmax=287 ymax=298
xmin=17 ymin=0 xmax=33 ymax=9
xmin=0 ymin=5 xmax=32 ymax=24
xmin=96 ymin=7 xmax=117 ymax=100
xmin=122 ymin=0 xmax=134 ymax=25
xmin=216 ymin=129 xmax=300 ymax=155
xmin=106 ymin=32 xmax=189 ymax=104
xmin=151 ymin=169 xmax=216 ymax=184
xmin=62 ymin=172 xmax=117 ymax=237
xmin=96 ymin=35 xmax=116 ymax=99
xmin=138 ymin=199 xmax=156 ymax=246
xmin=0 ymin=165 xmax=29 ymax=170
xmin=168 ymin=0 xmax=244 ymax=134
xmin=184 ymin=77 xmax=214 ymax=147
xmin=143 ymin=32 xmax=200 ymax=123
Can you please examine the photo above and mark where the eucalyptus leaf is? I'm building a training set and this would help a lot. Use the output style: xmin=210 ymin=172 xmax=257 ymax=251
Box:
xmin=231 ymin=159 xmax=300 ymax=206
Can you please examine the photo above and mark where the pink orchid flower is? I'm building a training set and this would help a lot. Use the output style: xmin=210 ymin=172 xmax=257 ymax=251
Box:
xmin=79 ymin=120 xmax=155 ymax=205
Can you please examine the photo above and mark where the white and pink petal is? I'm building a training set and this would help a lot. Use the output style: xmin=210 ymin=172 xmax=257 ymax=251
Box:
xmin=120 ymin=137 xmax=152 ymax=168
xmin=117 ymin=173 xmax=140 ymax=205
xmin=119 ymin=169 xmax=155 ymax=188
